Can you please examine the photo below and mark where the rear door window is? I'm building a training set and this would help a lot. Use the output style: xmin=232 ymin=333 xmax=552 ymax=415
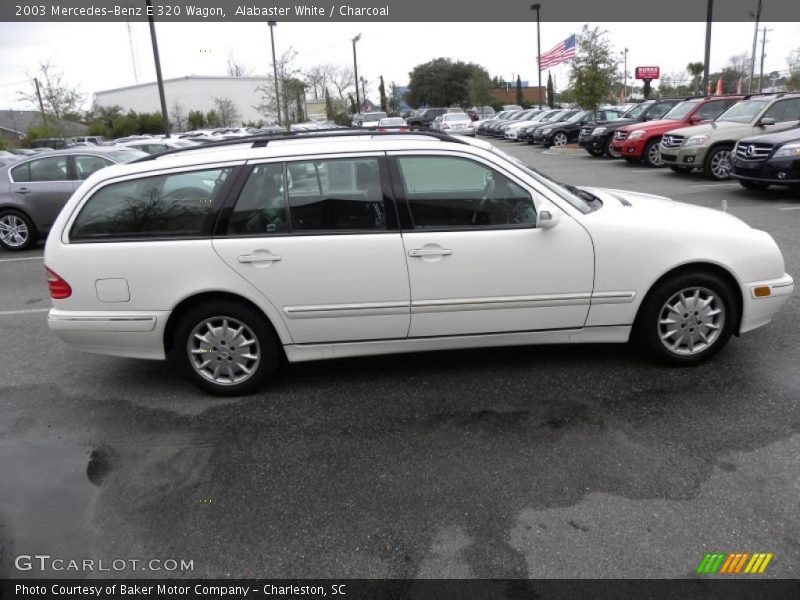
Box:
xmin=70 ymin=167 xmax=232 ymax=241
xmin=11 ymin=156 xmax=69 ymax=182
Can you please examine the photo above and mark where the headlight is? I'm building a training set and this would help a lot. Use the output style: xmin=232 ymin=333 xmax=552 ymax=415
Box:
xmin=541 ymin=128 xmax=553 ymax=135
xmin=592 ymin=127 xmax=606 ymax=135
xmin=629 ymin=130 xmax=646 ymax=139
xmin=684 ymin=134 xmax=710 ymax=147
xmin=774 ymin=143 xmax=800 ymax=158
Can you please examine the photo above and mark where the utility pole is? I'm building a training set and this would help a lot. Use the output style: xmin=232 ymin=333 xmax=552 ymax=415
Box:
xmin=268 ymin=21 xmax=281 ymax=127
xmin=352 ymin=34 xmax=361 ymax=114
xmin=531 ymin=4 xmax=542 ymax=109
xmin=759 ymin=27 xmax=771 ymax=93
xmin=145 ymin=0 xmax=170 ymax=137
xmin=702 ymin=0 xmax=713 ymax=95
xmin=621 ymin=47 xmax=629 ymax=102
xmin=748 ymin=0 xmax=763 ymax=93
xmin=33 ymin=78 xmax=47 ymax=127
xmin=360 ymin=77 xmax=366 ymax=109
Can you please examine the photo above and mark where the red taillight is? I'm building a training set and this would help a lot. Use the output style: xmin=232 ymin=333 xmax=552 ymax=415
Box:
xmin=45 ymin=266 xmax=72 ymax=299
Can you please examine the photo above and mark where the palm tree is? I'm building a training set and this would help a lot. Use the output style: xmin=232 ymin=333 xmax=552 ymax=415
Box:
xmin=686 ymin=62 xmax=705 ymax=95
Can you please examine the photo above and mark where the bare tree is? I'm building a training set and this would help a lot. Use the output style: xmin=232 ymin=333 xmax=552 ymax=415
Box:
xmin=19 ymin=62 xmax=84 ymax=139
xmin=329 ymin=66 xmax=355 ymax=100
xmin=226 ymin=53 xmax=252 ymax=77
xmin=255 ymin=48 xmax=303 ymax=127
xmin=305 ymin=64 xmax=335 ymax=100
xmin=170 ymin=99 xmax=186 ymax=132
xmin=212 ymin=97 xmax=241 ymax=127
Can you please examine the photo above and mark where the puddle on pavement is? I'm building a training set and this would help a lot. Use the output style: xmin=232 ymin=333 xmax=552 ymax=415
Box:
xmin=0 ymin=439 xmax=97 ymax=577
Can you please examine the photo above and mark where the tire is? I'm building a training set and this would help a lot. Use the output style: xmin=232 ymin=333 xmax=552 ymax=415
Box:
xmin=636 ymin=272 xmax=736 ymax=366
xmin=642 ymin=138 xmax=664 ymax=167
xmin=703 ymin=145 xmax=734 ymax=180
xmin=738 ymin=179 xmax=770 ymax=191
xmin=669 ymin=165 xmax=692 ymax=173
xmin=0 ymin=209 xmax=37 ymax=251
xmin=605 ymin=136 xmax=620 ymax=158
xmin=171 ymin=300 xmax=280 ymax=396
xmin=552 ymin=132 xmax=569 ymax=147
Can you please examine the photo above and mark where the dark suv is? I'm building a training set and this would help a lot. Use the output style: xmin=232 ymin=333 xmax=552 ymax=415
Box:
xmin=579 ymin=99 xmax=687 ymax=157
xmin=731 ymin=127 xmax=800 ymax=191
xmin=407 ymin=108 xmax=448 ymax=130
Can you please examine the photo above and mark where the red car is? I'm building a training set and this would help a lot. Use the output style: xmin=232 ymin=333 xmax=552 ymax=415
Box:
xmin=610 ymin=95 xmax=743 ymax=167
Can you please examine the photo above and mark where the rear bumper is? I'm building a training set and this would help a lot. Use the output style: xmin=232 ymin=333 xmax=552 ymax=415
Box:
xmin=740 ymin=274 xmax=794 ymax=334
xmin=48 ymin=308 xmax=169 ymax=359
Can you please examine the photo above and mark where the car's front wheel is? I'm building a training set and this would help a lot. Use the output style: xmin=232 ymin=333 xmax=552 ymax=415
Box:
xmin=637 ymin=272 xmax=736 ymax=365
xmin=704 ymin=145 xmax=734 ymax=180
xmin=171 ymin=301 xmax=280 ymax=396
xmin=0 ymin=210 xmax=37 ymax=251
xmin=642 ymin=138 xmax=664 ymax=167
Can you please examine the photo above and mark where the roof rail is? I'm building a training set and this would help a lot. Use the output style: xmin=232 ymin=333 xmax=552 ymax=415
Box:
xmin=131 ymin=127 xmax=468 ymax=163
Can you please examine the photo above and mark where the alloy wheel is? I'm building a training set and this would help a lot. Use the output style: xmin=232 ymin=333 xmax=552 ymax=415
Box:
xmin=553 ymin=132 xmax=568 ymax=147
xmin=710 ymin=149 xmax=732 ymax=179
xmin=647 ymin=142 xmax=662 ymax=166
xmin=0 ymin=214 xmax=29 ymax=248
xmin=658 ymin=287 xmax=725 ymax=356
xmin=187 ymin=316 xmax=261 ymax=386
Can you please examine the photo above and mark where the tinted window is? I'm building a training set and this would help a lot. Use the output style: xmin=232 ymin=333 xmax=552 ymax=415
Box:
xmin=71 ymin=167 xmax=231 ymax=240
xmin=287 ymin=158 xmax=386 ymax=231
xmin=396 ymin=156 xmax=536 ymax=229
xmin=228 ymin=163 xmax=287 ymax=235
xmin=11 ymin=156 xmax=69 ymax=182
xmin=645 ymin=102 xmax=676 ymax=120
xmin=694 ymin=100 xmax=734 ymax=121
xmin=763 ymin=99 xmax=800 ymax=123
xmin=74 ymin=155 xmax=114 ymax=180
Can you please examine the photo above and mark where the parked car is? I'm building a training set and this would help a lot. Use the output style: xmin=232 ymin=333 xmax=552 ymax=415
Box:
xmin=730 ymin=127 xmax=800 ymax=191
xmin=73 ymin=136 xmax=105 ymax=145
xmin=407 ymin=108 xmax=447 ymax=129
xmin=117 ymin=138 xmax=199 ymax=155
xmin=490 ymin=109 xmax=540 ymax=137
xmin=0 ymin=150 xmax=19 ymax=161
xmin=435 ymin=112 xmax=475 ymax=136
xmin=579 ymin=99 xmax=686 ymax=157
xmin=474 ymin=110 xmax=515 ymax=135
xmin=469 ymin=106 xmax=495 ymax=121
xmin=30 ymin=138 xmax=69 ymax=150
xmin=43 ymin=131 xmax=792 ymax=395
xmin=0 ymin=146 xmax=147 ymax=250
xmin=377 ymin=117 xmax=409 ymax=132
xmin=610 ymin=95 xmax=743 ymax=167
xmin=353 ymin=112 xmax=389 ymax=129
xmin=529 ymin=110 xmax=583 ymax=144
xmin=660 ymin=93 xmax=800 ymax=180
xmin=538 ymin=109 xmax=624 ymax=147
xmin=8 ymin=149 xmax=38 ymax=156
xmin=516 ymin=110 xmax=564 ymax=142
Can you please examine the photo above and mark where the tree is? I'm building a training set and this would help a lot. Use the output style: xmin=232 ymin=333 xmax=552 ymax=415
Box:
xmin=212 ymin=96 xmax=241 ymax=127
xmin=305 ymin=64 xmax=335 ymax=100
xmin=407 ymin=58 xmax=492 ymax=108
xmin=255 ymin=47 xmax=303 ymax=127
xmin=206 ymin=109 xmax=221 ymax=128
xmin=330 ymin=66 xmax=355 ymax=100
xmin=187 ymin=110 xmax=205 ymax=130
xmin=686 ymin=62 xmax=705 ymax=95
xmin=568 ymin=25 xmax=619 ymax=111
xmin=325 ymin=88 xmax=335 ymax=120
xmin=170 ymin=100 xmax=186 ymax=132
xmin=226 ymin=54 xmax=252 ymax=77
xmin=467 ymin=71 xmax=493 ymax=108
xmin=378 ymin=76 xmax=387 ymax=112
xmin=19 ymin=62 xmax=84 ymax=140
xmin=546 ymin=72 xmax=555 ymax=108
xmin=515 ymin=76 xmax=523 ymax=105
xmin=788 ymin=49 xmax=800 ymax=91
xmin=110 ymin=111 xmax=139 ymax=138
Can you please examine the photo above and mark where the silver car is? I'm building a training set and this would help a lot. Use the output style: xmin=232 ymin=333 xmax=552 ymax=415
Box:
xmin=0 ymin=146 xmax=146 ymax=250
xmin=436 ymin=112 xmax=475 ymax=136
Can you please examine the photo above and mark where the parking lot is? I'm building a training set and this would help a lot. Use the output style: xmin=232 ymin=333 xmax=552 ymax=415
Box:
xmin=1 ymin=140 xmax=799 ymax=579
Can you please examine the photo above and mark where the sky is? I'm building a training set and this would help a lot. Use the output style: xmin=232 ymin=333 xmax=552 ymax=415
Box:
xmin=0 ymin=20 xmax=798 ymax=111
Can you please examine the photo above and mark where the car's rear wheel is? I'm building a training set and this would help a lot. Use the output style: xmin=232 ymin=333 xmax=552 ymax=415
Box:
xmin=738 ymin=179 xmax=770 ymax=191
xmin=642 ymin=138 xmax=664 ymax=167
xmin=704 ymin=145 xmax=733 ymax=180
xmin=0 ymin=210 xmax=37 ymax=251
xmin=669 ymin=165 xmax=693 ymax=173
xmin=637 ymin=272 xmax=736 ymax=365
xmin=171 ymin=301 xmax=280 ymax=396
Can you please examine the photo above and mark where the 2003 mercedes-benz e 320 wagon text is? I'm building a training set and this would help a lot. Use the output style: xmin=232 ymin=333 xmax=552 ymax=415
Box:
xmin=44 ymin=131 xmax=793 ymax=395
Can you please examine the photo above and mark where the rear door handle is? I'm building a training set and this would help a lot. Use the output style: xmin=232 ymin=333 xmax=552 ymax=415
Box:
xmin=408 ymin=248 xmax=453 ymax=257
xmin=238 ymin=253 xmax=282 ymax=264
xmin=16 ymin=188 xmax=31 ymax=195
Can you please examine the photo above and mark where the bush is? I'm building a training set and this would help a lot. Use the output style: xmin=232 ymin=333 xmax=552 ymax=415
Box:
xmin=23 ymin=124 xmax=62 ymax=147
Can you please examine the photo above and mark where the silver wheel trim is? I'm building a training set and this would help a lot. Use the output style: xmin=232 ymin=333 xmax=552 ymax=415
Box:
xmin=710 ymin=149 xmax=732 ymax=179
xmin=658 ymin=287 xmax=725 ymax=356
xmin=648 ymin=142 xmax=662 ymax=166
xmin=553 ymin=133 xmax=568 ymax=146
xmin=0 ymin=214 xmax=29 ymax=247
xmin=187 ymin=316 xmax=261 ymax=386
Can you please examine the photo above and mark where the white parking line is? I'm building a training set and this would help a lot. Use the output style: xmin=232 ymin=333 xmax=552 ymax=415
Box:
xmin=778 ymin=206 xmax=800 ymax=211
xmin=0 ymin=255 xmax=44 ymax=263
xmin=688 ymin=183 xmax=739 ymax=188
xmin=0 ymin=308 xmax=50 ymax=316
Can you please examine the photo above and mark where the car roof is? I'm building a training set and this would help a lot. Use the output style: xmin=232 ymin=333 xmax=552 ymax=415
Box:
xmin=16 ymin=146 xmax=140 ymax=157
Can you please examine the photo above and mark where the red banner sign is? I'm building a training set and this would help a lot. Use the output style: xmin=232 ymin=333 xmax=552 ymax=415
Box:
xmin=635 ymin=66 xmax=660 ymax=80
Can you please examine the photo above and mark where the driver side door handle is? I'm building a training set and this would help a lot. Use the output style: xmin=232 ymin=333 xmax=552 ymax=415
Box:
xmin=408 ymin=248 xmax=453 ymax=257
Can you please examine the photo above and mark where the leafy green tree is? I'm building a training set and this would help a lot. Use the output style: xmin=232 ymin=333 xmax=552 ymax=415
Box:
xmin=515 ymin=76 xmax=523 ymax=105
xmin=547 ymin=72 xmax=555 ymax=108
xmin=137 ymin=112 xmax=165 ymax=134
xmin=467 ymin=71 xmax=493 ymax=108
xmin=378 ymin=76 xmax=387 ymax=112
xmin=686 ymin=62 xmax=705 ymax=95
xmin=110 ymin=112 xmax=139 ymax=138
xmin=407 ymin=58 xmax=492 ymax=107
xmin=187 ymin=110 xmax=205 ymax=130
xmin=205 ymin=109 xmax=221 ymax=128
xmin=569 ymin=25 xmax=620 ymax=111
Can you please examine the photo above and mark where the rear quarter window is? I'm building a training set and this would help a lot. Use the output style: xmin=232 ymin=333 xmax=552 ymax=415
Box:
xmin=70 ymin=167 xmax=233 ymax=241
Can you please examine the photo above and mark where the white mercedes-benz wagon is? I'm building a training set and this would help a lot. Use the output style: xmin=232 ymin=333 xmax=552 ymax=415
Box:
xmin=44 ymin=131 xmax=793 ymax=395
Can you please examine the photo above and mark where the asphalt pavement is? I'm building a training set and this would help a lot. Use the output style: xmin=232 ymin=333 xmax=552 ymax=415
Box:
xmin=1 ymin=140 xmax=798 ymax=580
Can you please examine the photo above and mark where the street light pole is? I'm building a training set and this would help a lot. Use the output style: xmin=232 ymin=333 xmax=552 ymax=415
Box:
xmin=622 ymin=47 xmax=628 ymax=102
xmin=268 ymin=21 xmax=281 ymax=128
xmin=702 ymin=0 xmax=713 ymax=95
xmin=145 ymin=0 xmax=170 ymax=137
xmin=531 ymin=4 xmax=542 ymax=109
xmin=352 ymin=34 xmax=361 ymax=114
xmin=748 ymin=0 xmax=763 ymax=93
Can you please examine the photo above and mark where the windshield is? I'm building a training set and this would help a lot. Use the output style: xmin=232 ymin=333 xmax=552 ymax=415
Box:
xmin=716 ymin=100 xmax=770 ymax=123
xmin=488 ymin=146 xmax=596 ymax=214
xmin=567 ymin=111 xmax=588 ymax=122
xmin=622 ymin=102 xmax=651 ymax=119
xmin=663 ymin=101 xmax=700 ymax=120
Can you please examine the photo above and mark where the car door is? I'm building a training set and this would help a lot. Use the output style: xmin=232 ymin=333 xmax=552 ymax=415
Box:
xmin=212 ymin=155 xmax=411 ymax=344
xmin=9 ymin=155 xmax=77 ymax=230
xmin=389 ymin=152 xmax=594 ymax=338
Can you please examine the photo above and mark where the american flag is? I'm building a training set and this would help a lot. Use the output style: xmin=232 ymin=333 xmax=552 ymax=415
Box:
xmin=538 ymin=35 xmax=577 ymax=70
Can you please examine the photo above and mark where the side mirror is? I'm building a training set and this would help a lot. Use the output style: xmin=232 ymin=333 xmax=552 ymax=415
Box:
xmin=537 ymin=206 xmax=560 ymax=229
xmin=760 ymin=117 xmax=776 ymax=127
